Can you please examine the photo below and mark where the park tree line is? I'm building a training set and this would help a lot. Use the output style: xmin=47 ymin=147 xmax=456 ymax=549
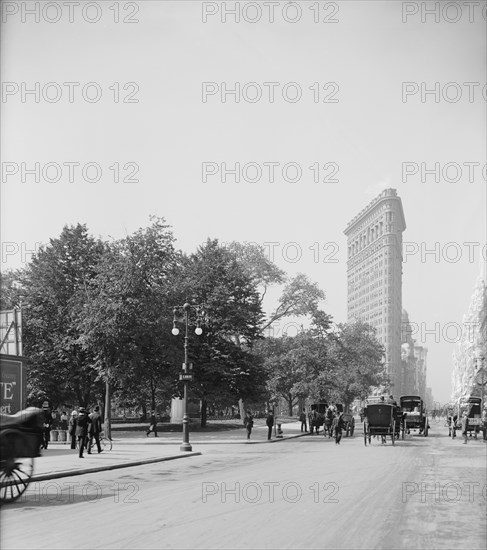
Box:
xmin=1 ymin=219 xmax=388 ymax=429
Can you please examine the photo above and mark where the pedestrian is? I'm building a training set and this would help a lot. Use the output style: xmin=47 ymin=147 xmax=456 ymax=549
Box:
xmin=146 ymin=411 xmax=158 ymax=437
xmin=75 ymin=407 xmax=92 ymax=458
xmin=461 ymin=411 xmax=469 ymax=444
xmin=41 ymin=402 xmax=53 ymax=449
xmin=51 ymin=408 xmax=58 ymax=429
xmin=266 ymin=410 xmax=274 ymax=440
xmin=68 ymin=410 xmax=78 ymax=449
xmin=244 ymin=410 xmax=254 ymax=439
xmin=299 ymin=408 xmax=308 ymax=432
xmin=450 ymin=411 xmax=458 ymax=438
xmin=88 ymin=406 xmax=103 ymax=454
xmin=60 ymin=411 xmax=68 ymax=431
xmin=333 ymin=412 xmax=345 ymax=445
xmin=481 ymin=405 xmax=487 ymax=442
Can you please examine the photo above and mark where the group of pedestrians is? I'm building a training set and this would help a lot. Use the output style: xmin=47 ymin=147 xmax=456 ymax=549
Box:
xmin=68 ymin=406 xmax=103 ymax=458
xmin=243 ymin=410 xmax=275 ymax=440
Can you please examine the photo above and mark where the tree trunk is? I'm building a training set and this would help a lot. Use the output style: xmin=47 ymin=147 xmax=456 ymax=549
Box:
xmin=238 ymin=398 xmax=245 ymax=421
xmin=104 ymin=379 xmax=111 ymax=439
xmin=200 ymin=399 xmax=207 ymax=428
xmin=288 ymin=394 xmax=294 ymax=416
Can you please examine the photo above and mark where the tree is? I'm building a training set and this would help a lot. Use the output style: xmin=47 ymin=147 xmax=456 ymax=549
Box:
xmin=78 ymin=217 xmax=182 ymax=435
xmin=328 ymin=320 xmax=387 ymax=410
xmin=263 ymin=273 xmax=325 ymax=334
xmin=0 ymin=269 xmax=24 ymax=310
xmin=19 ymin=224 xmax=105 ymax=408
xmin=255 ymin=314 xmax=386 ymax=414
xmin=178 ymin=239 xmax=267 ymax=426
xmin=226 ymin=242 xmax=326 ymax=416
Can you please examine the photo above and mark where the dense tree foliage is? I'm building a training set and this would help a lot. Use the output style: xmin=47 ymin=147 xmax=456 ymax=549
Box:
xmin=18 ymin=224 xmax=105 ymax=408
xmin=4 ymin=219 xmax=386 ymax=426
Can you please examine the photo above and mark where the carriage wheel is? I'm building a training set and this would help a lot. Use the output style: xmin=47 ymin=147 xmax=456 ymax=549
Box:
xmin=350 ymin=424 xmax=354 ymax=437
xmin=424 ymin=423 xmax=428 ymax=437
xmin=100 ymin=436 xmax=112 ymax=452
xmin=0 ymin=433 xmax=34 ymax=503
xmin=364 ymin=424 xmax=368 ymax=446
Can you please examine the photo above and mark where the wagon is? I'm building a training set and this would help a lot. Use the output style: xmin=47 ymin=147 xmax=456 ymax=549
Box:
xmin=363 ymin=403 xmax=400 ymax=446
xmin=0 ymin=407 xmax=44 ymax=503
xmin=400 ymin=395 xmax=429 ymax=437
xmin=449 ymin=396 xmax=483 ymax=439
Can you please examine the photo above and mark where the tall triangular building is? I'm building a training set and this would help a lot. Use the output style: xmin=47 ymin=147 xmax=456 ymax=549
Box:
xmin=344 ymin=188 xmax=406 ymax=395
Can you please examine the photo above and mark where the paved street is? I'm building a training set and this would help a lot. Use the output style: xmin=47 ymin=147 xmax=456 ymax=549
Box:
xmin=2 ymin=422 xmax=486 ymax=550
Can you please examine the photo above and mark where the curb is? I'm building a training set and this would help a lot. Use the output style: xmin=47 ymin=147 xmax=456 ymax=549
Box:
xmin=114 ymin=435 xmax=308 ymax=445
xmin=244 ymin=433 xmax=308 ymax=444
xmin=29 ymin=432 xmax=308 ymax=482
xmin=31 ymin=452 xmax=202 ymax=483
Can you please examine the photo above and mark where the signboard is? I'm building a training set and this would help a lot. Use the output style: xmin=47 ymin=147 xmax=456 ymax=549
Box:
xmin=179 ymin=373 xmax=193 ymax=381
xmin=0 ymin=309 xmax=22 ymax=356
xmin=0 ymin=355 xmax=26 ymax=414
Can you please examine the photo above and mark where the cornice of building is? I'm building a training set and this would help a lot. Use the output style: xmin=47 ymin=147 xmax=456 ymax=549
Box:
xmin=344 ymin=188 xmax=407 ymax=236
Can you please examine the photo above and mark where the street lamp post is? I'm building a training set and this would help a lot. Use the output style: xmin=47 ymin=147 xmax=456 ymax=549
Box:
xmin=172 ymin=303 xmax=204 ymax=452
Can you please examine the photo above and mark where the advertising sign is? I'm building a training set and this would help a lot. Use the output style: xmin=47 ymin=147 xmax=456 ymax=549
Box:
xmin=0 ymin=356 xmax=26 ymax=414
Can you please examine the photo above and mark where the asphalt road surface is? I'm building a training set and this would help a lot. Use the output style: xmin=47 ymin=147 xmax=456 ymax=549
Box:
xmin=2 ymin=423 xmax=486 ymax=549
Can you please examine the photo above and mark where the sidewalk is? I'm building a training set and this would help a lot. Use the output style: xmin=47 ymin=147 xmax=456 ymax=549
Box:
xmin=32 ymin=422 xmax=307 ymax=482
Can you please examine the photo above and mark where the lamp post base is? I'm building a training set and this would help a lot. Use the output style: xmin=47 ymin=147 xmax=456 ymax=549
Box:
xmin=180 ymin=443 xmax=193 ymax=452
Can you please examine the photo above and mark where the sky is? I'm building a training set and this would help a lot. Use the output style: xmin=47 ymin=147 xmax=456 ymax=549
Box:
xmin=1 ymin=0 xmax=486 ymax=404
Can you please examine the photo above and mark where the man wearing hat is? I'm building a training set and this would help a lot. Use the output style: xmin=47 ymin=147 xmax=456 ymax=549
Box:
xmin=461 ymin=411 xmax=469 ymax=444
xmin=88 ymin=406 xmax=103 ymax=453
xmin=68 ymin=410 xmax=78 ymax=449
xmin=75 ymin=407 xmax=92 ymax=458
xmin=41 ymin=403 xmax=53 ymax=450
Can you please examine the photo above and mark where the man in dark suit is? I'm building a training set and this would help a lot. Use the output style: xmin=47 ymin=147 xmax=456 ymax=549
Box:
xmin=41 ymin=404 xmax=53 ymax=449
xmin=146 ymin=411 xmax=158 ymax=437
xmin=88 ymin=406 xmax=103 ymax=454
xmin=75 ymin=407 xmax=92 ymax=458
xmin=266 ymin=411 xmax=274 ymax=440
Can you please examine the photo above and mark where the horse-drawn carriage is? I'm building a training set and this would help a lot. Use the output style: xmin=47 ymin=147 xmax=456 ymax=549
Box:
xmin=333 ymin=404 xmax=355 ymax=437
xmin=308 ymin=403 xmax=328 ymax=434
xmin=363 ymin=403 xmax=402 ymax=445
xmin=450 ymin=396 xmax=483 ymax=439
xmin=400 ymin=395 xmax=429 ymax=437
xmin=0 ymin=407 xmax=44 ymax=503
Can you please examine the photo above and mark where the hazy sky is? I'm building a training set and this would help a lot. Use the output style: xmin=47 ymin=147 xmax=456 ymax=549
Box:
xmin=1 ymin=0 xmax=486 ymax=403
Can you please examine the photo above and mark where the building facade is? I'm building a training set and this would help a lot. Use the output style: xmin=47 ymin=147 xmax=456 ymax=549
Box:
xmin=344 ymin=188 xmax=406 ymax=396
xmin=401 ymin=308 xmax=428 ymax=397
xmin=451 ymin=268 xmax=486 ymax=403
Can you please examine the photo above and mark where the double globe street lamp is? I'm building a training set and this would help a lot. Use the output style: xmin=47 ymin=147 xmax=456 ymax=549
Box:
xmin=172 ymin=303 xmax=205 ymax=452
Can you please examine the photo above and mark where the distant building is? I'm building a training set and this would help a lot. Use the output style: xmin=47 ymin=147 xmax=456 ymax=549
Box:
xmin=451 ymin=267 xmax=487 ymax=402
xmin=344 ymin=189 xmax=406 ymax=396
xmin=400 ymin=309 xmax=428 ymax=398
